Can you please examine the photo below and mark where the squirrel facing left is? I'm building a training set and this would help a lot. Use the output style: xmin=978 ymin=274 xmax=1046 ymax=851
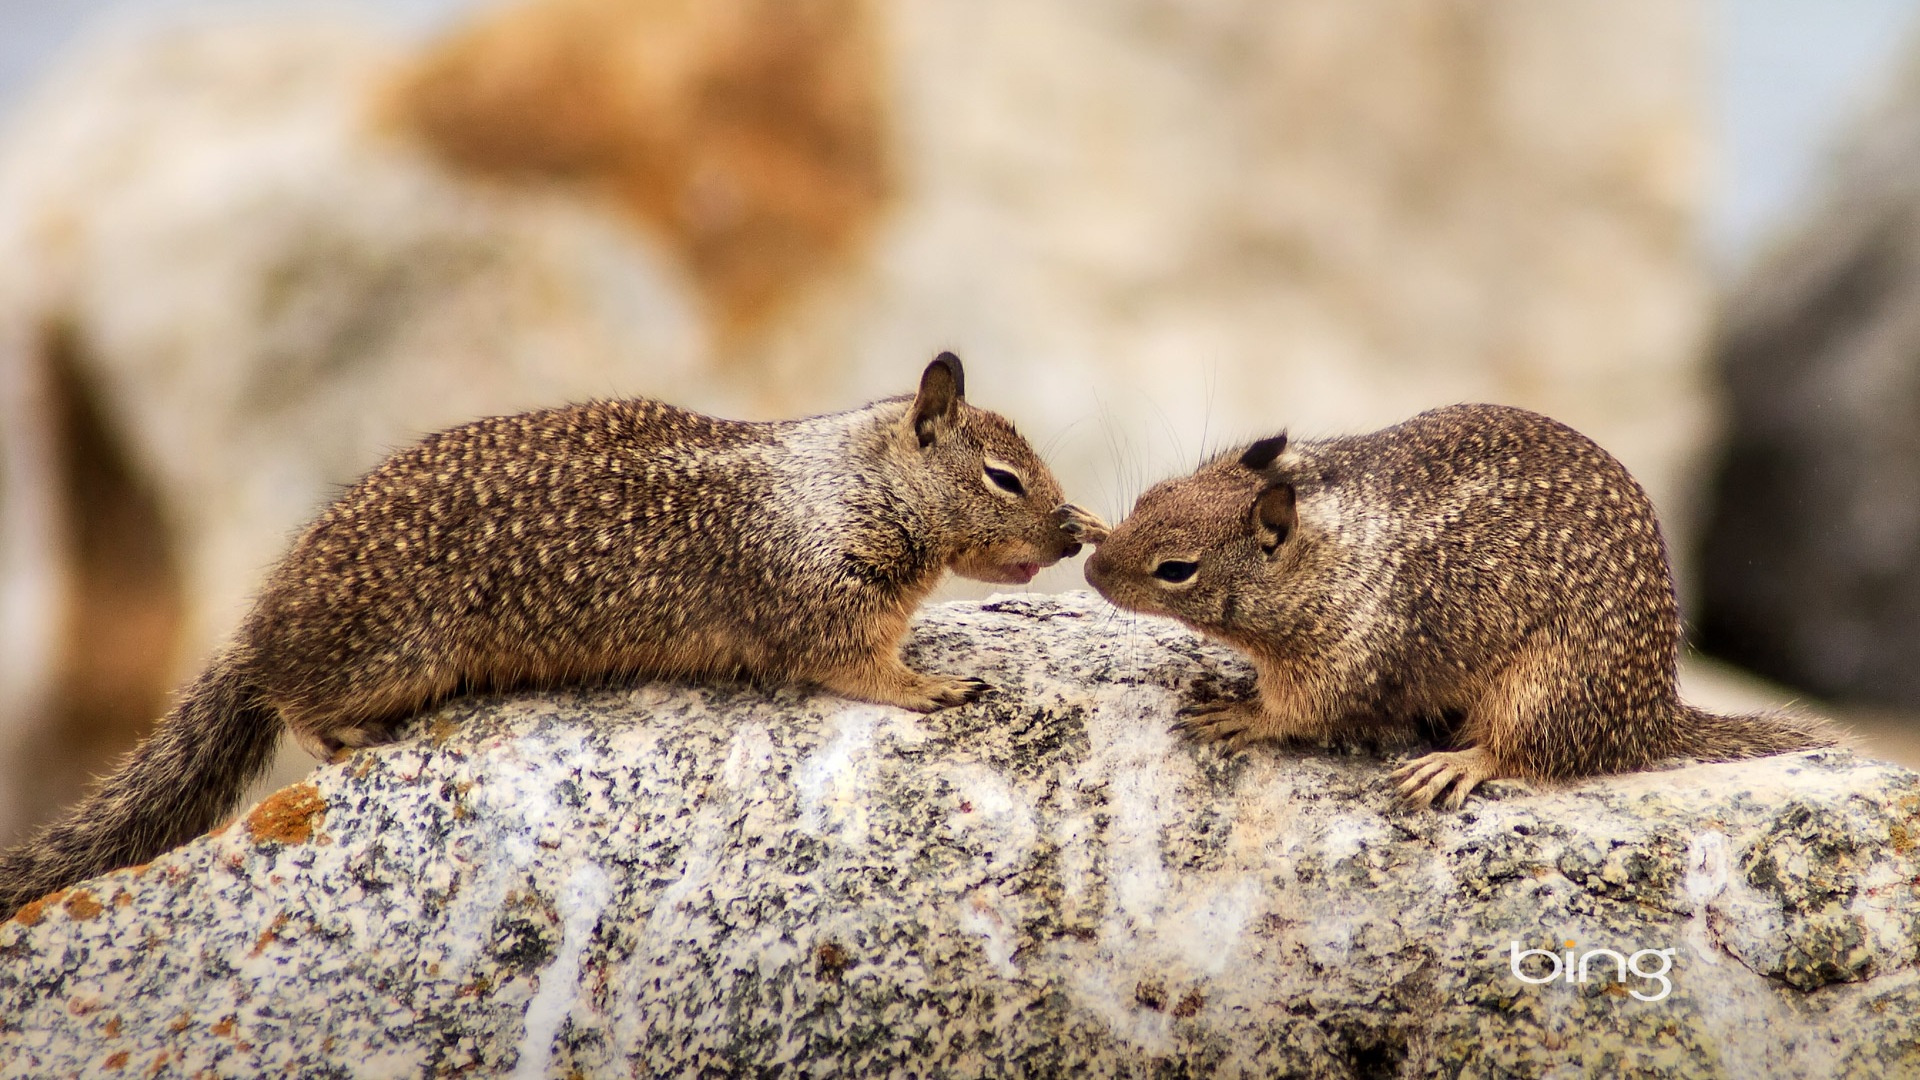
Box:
xmin=0 ymin=353 xmax=1101 ymax=918
xmin=1084 ymin=403 xmax=1838 ymax=809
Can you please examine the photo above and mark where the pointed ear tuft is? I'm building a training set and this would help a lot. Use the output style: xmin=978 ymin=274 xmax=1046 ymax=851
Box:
xmin=930 ymin=351 xmax=966 ymax=398
xmin=1239 ymin=434 xmax=1288 ymax=471
xmin=1249 ymin=482 xmax=1296 ymax=555
xmin=913 ymin=353 xmax=966 ymax=447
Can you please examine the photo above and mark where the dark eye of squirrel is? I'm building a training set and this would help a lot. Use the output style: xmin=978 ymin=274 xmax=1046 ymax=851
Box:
xmin=984 ymin=466 xmax=1025 ymax=496
xmin=1152 ymin=560 xmax=1198 ymax=584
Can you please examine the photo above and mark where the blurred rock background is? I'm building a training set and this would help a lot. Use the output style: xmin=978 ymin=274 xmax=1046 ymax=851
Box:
xmin=0 ymin=0 xmax=1915 ymax=846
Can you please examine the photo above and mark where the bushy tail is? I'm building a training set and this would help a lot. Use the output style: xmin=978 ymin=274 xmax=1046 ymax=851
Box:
xmin=1666 ymin=703 xmax=1844 ymax=764
xmin=0 ymin=652 xmax=280 ymax=919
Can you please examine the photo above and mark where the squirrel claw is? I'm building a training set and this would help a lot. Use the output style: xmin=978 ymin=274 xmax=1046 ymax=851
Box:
xmin=1170 ymin=702 xmax=1262 ymax=750
xmin=925 ymin=676 xmax=993 ymax=709
xmin=1393 ymin=748 xmax=1496 ymax=809
xmin=1054 ymin=503 xmax=1111 ymax=546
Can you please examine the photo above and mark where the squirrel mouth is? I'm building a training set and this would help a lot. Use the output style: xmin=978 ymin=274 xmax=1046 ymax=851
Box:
xmin=988 ymin=561 xmax=1042 ymax=585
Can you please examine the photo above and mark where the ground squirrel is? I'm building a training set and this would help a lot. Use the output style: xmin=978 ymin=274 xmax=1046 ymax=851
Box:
xmin=1084 ymin=403 xmax=1839 ymax=809
xmin=0 ymin=353 xmax=1102 ymax=917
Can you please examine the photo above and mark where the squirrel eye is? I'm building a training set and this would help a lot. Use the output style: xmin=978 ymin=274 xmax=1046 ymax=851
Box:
xmin=1152 ymin=560 xmax=1198 ymax=584
xmin=984 ymin=466 xmax=1026 ymax=496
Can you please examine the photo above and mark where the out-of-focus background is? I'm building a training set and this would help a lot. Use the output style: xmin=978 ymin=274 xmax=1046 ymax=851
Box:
xmin=2 ymin=0 xmax=1919 ymax=846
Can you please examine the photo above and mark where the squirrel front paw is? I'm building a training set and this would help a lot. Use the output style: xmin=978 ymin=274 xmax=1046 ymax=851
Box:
xmin=916 ymin=675 xmax=994 ymax=711
xmin=1054 ymin=503 xmax=1111 ymax=549
xmin=1170 ymin=701 xmax=1273 ymax=753
xmin=820 ymin=660 xmax=993 ymax=712
xmin=1392 ymin=747 xmax=1498 ymax=810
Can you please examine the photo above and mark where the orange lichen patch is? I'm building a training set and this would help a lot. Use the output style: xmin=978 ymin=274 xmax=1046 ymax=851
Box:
xmin=425 ymin=716 xmax=460 ymax=748
xmin=211 ymin=1016 xmax=236 ymax=1038
xmin=250 ymin=912 xmax=293 ymax=958
xmin=62 ymin=890 xmax=104 ymax=920
xmin=245 ymin=783 xmax=327 ymax=845
xmin=381 ymin=0 xmax=893 ymax=339
xmin=11 ymin=889 xmax=68 ymax=927
xmin=103 ymin=1051 xmax=130 ymax=1071
xmin=168 ymin=1013 xmax=192 ymax=1033
xmin=145 ymin=1051 xmax=170 ymax=1077
xmin=104 ymin=1016 xmax=122 ymax=1037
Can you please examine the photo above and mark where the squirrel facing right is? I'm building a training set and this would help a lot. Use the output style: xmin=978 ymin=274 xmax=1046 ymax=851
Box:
xmin=0 ymin=353 xmax=1100 ymax=918
xmin=1085 ymin=403 xmax=1839 ymax=808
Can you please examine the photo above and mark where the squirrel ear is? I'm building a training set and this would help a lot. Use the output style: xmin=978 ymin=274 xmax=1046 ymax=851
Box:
xmin=1239 ymin=434 xmax=1288 ymax=471
xmin=912 ymin=352 xmax=966 ymax=447
xmin=1249 ymin=482 xmax=1296 ymax=555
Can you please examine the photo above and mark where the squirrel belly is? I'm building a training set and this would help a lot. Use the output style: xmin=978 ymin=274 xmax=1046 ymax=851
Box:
xmin=0 ymin=353 xmax=1100 ymax=919
xmin=1084 ymin=402 xmax=1840 ymax=809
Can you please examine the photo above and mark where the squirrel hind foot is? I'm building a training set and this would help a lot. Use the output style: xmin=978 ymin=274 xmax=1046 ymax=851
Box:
xmin=1393 ymin=747 xmax=1500 ymax=810
xmin=290 ymin=716 xmax=413 ymax=763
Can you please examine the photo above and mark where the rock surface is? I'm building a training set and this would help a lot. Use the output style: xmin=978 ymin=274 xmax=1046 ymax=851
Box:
xmin=3 ymin=594 xmax=1918 ymax=1078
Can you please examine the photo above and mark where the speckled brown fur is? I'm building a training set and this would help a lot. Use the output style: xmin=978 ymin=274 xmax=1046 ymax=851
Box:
xmin=0 ymin=354 xmax=1097 ymax=917
xmin=1086 ymin=404 xmax=1839 ymax=809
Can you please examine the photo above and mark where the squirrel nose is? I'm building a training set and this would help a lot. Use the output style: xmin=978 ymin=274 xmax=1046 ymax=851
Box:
xmin=1084 ymin=547 xmax=1109 ymax=584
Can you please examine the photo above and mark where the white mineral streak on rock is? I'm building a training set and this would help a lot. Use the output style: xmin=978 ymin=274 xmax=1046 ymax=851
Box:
xmin=513 ymin=861 xmax=612 ymax=1080
xmin=720 ymin=721 xmax=776 ymax=792
xmin=940 ymin=762 xmax=1038 ymax=874
xmin=438 ymin=729 xmax=577 ymax=980
xmin=957 ymin=884 xmax=1021 ymax=979
xmin=1683 ymin=829 xmax=1729 ymax=965
xmin=794 ymin=707 xmax=890 ymax=845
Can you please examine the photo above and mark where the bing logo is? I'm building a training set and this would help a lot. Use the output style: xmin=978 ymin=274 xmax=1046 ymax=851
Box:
xmin=1508 ymin=939 xmax=1676 ymax=1002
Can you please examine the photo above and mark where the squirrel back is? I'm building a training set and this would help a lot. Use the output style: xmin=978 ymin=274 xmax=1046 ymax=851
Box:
xmin=1086 ymin=403 xmax=1838 ymax=806
xmin=1 ymin=354 xmax=1097 ymax=917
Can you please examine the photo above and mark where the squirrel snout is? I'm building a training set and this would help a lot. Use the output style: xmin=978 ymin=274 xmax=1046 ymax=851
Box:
xmin=1083 ymin=546 xmax=1112 ymax=589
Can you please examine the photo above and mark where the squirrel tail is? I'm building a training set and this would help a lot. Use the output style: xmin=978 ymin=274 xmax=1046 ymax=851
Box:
xmin=0 ymin=650 xmax=280 ymax=919
xmin=1666 ymin=703 xmax=1844 ymax=764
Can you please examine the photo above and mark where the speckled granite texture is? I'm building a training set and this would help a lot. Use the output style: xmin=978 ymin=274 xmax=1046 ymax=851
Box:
xmin=3 ymin=593 xmax=1919 ymax=1078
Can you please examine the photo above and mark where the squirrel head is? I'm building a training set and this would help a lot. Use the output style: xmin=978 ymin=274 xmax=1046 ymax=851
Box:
xmin=1084 ymin=434 xmax=1302 ymax=632
xmin=899 ymin=352 xmax=1096 ymax=585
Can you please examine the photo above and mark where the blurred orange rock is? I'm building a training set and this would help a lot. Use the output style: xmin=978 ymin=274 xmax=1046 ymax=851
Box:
xmin=384 ymin=0 xmax=893 ymax=339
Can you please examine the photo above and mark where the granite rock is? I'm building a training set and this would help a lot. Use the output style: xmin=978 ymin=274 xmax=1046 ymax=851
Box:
xmin=3 ymin=594 xmax=1917 ymax=1077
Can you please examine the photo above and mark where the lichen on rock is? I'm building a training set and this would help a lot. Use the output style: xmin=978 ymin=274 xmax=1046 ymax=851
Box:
xmin=3 ymin=593 xmax=1918 ymax=1077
